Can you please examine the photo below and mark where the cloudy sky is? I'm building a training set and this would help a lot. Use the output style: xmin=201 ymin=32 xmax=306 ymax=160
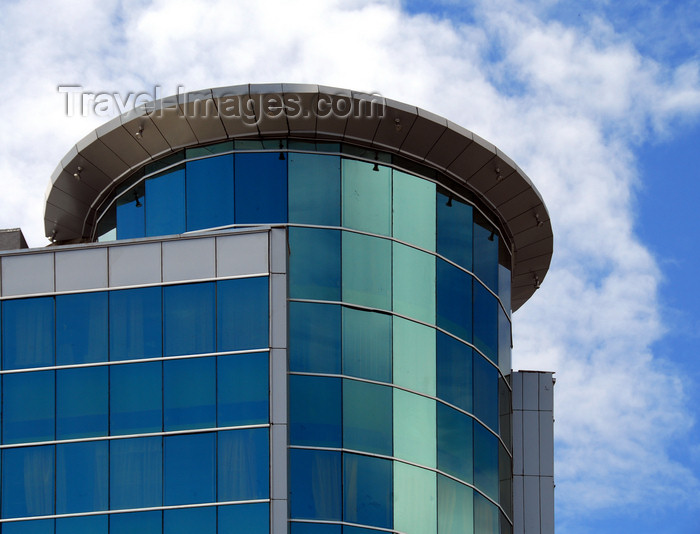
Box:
xmin=1 ymin=0 xmax=700 ymax=532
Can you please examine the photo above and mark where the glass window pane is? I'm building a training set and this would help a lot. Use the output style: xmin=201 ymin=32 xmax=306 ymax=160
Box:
xmin=110 ymin=361 xmax=162 ymax=435
xmin=56 ymin=516 xmax=107 ymax=534
xmin=436 ymin=333 xmax=473 ymax=414
xmin=218 ymin=428 xmax=269 ymax=501
xmin=116 ymin=185 xmax=145 ymax=240
xmin=164 ymin=433 xmax=215 ymax=505
xmin=392 ymin=170 xmax=436 ymax=250
xmin=110 ymin=511 xmax=162 ymax=534
xmin=3 ymin=371 xmax=54 ymax=443
xmin=291 ymin=523 xmax=341 ymax=534
xmin=56 ymin=367 xmax=108 ymax=439
xmin=342 ymin=232 xmax=391 ymax=310
xmin=234 ymin=153 xmax=287 ymax=224
xmin=186 ymin=141 xmax=233 ymax=158
xmin=289 ymin=448 xmax=341 ymax=520
xmin=437 ymin=475 xmax=474 ymax=534
xmin=498 ymin=305 xmax=511 ymax=373
xmin=498 ymin=263 xmax=511 ymax=315
xmin=474 ymin=491 xmax=499 ymax=533
xmin=436 ymin=259 xmax=472 ymax=342
xmin=289 ymin=153 xmax=341 ymax=225
xmin=343 ymin=453 xmax=392 ymax=529
xmin=437 ymin=403 xmax=473 ymax=484
xmin=343 ymin=380 xmax=392 ymax=456
xmin=164 ymin=357 xmax=215 ymax=431
xmin=56 ymin=292 xmax=108 ymax=364
xmin=217 ymin=277 xmax=269 ymax=352
xmin=164 ymin=507 xmax=215 ymax=534
xmin=289 ymin=302 xmax=341 ymax=374
xmin=474 ymin=422 xmax=499 ymax=502
xmin=394 ymin=462 xmax=437 ymax=534
xmin=146 ymin=167 xmax=186 ymax=236
xmin=473 ymin=282 xmax=498 ymax=362
xmin=2 ymin=446 xmax=54 ymax=518
xmin=392 ymin=317 xmax=436 ymax=396
xmin=218 ymin=352 xmax=269 ymax=426
xmin=2 ymin=297 xmax=54 ymax=369
xmin=186 ymin=154 xmax=234 ymax=231
xmin=2 ymin=519 xmax=54 ymax=534
xmin=393 ymin=390 xmax=436 ymax=468
xmin=289 ymin=227 xmax=341 ymax=301
xmin=56 ymin=441 xmax=108 ymax=514
xmin=437 ymin=192 xmax=473 ymax=270
xmin=392 ymin=243 xmax=435 ymax=323
xmin=473 ymin=354 xmax=498 ymax=432
xmin=473 ymin=219 xmax=498 ymax=291
xmin=110 ymin=437 xmax=162 ymax=509
xmin=342 ymin=159 xmax=391 ymax=236
xmin=342 ymin=307 xmax=391 ymax=383
xmin=290 ymin=375 xmax=341 ymax=447
xmin=109 ymin=286 xmax=162 ymax=361
xmin=218 ymin=503 xmax=269 ymax=534
xmin=164 ymin=283 xmax=215 ymax=356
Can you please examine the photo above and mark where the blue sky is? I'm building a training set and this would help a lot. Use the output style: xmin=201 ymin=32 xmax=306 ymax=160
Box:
xmin=1 ymin=1 xmax=700 ymax=532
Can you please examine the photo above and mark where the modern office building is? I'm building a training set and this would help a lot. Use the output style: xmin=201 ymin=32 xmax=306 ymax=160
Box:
xmin=0 ymin=84 xmax=554 ymax=534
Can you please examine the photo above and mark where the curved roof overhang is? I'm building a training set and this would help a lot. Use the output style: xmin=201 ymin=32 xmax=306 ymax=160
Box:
xmin=45 ymin=83 xmax=552 ymax=311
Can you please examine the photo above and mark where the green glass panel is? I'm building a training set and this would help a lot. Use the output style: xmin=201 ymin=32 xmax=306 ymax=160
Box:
xmin=392 ymin=243 xmax=436 ymax=323
xmin=343 ymin=380 xmax=392 ymax=456
xmin=342 ymin=307 xmax=392 ymax=383
xmin=342 ymin=232 xmax=391 ymax=310
xmin=393 ymin=317 xmax=436 ymax=396
xmin=342 ymin=159 xmax=391 ymax=236
xmin=392 ymin=170 xmax=436 ymax=250
xmin=288 ymin=153 xmax=341 ymax=225
xmin=393 ymin=390 xmax=436 ymax=468
xmin=474 ymin=492 xmax=499 ymax=533
xmin=437 ymin=475 xmax=473 ymax=534
xmin=394 ymin=462 xmax=437 ymax=534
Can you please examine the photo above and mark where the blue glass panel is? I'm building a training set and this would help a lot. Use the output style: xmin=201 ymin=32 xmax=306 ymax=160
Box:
xmin=288 ymin=302 xmax=341 ymax=373
xmin=146 ymin=167 xmax=186 ymax=236
xmin=2 ymin=519 xmax=54 ymax=534
xmin=436 ymin=259 xmax=472 ymax=342
xmin=2 ymin=446 xmax=54 ymax=518
xmin=186 ymin=154 xmax=234 ymax=231
xmin=290 ymin=375 xmax=341 ymax=447
xmin=342 ymin=308 xmax=391 ymax=382
xmin=473 ymin=491 xmax=499 ymax=533
xmin=109 ymin=286 xmax=162 ymax=360
xmin=343 ymin=454 xmax=392 ymax=529
xmin=498 ymin=306 xmax=511 ymax=372
xmin=56 ymin=292 xmax=108 ymax=364
xmin=219 ymin=503 xmax=269 ymax=534
xmin=436 ymin=333 xmax=473 ymax=414
xmin=474 ymin=423 xmax=499 ymax=502
xmin=291 ymin=523 xmax=341 ymax=534
xmin=56 ymin=441 xmax=108 ymax=513
xmin=234 ymin=152 xmax=287 ymax=224
xmin=116 ymin=185 xmax=145 ymax=240
xmin=289 ymin=227 xmax=341 ymax=301
xmin=164 ymin=507 xmax=215 ymax=534
xmin=344 ymin=527 xmax=381 ymax=534
xmin=473 ymin=220 xmax=498 ymax=291
xmin=164 ymin=432 xmax=215 ymax=505
xmin=110 ymin=437 xmax=162 ymax=509
xmin=218 ymin=352 xmax=269 ymax=426
xmin=217 ymin=277 xmax=269 ymax=352
xmin=218 ymin=428 xmax=269 ymax=501
xmin=437 ymin=192 xmax=473 ymax=270
xmin=289 ymin=449 xmax=341 ymax=520
xmin=437 ymin=403 xmax=473 ymax=483
xmin=56 ymin=366 xmax=108 ymax=439
xmin=164 ymin=357 xmax=215 ymax=430
xmin=164 ymin=283 xmax=215 ymax=356
xmin=2 ymin=297 xmax=54 ymax=369
xmin=110 ymin=511 xmax=162 ymax=534
xmin=3 ymin=371 xmax=54 ymax=443
xmin=110 ymin=361 xmax=162 ymax=434
xmin=473 ymin=282 xmax=498 ymax=362
xmin=288 ymin=153 xmax=341 ymax=225
xmin=343 ymin=380 xmax=392 ymax=456
xmin=56 ymin=515 xmax=107 ymax=534
xmin=437 ymin=475 xmax=473 ymax=534
xmin=473 ymin=354 xmax=498 ymax=431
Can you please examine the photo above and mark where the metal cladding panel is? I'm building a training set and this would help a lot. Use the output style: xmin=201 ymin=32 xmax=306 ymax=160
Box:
xmin=315 ymin=86 xmax=352 ymax=139
xmin=45 ymin=202 xmax=85 ymax=236
xmin=45 ymin=183 xmax=92 ymax=216
xmin=465 ymin=155 xmax=515 ymax=192
xmin=146 ymin=99 xmax=199 ymax=150
xmin=120 ymin=109 xmax=172 ymax=158
xmin=212 ymin=85 xmax=259 ymax=138
xmin=371 ymin=98 xmax=417 ymax=151
xmin=424 ymin=126 xmax=473 ymax=172
xmin=399 ymin=109 xmax=447 ymax=161
xmin=343 ymin=91 xmax=385 ymax=144
xmin=253 ymin=84 xmax=290 ymax=137
xmin=283 ymin=84 xmax=320 ymax=136
xmin=516 ymin=253 xmax=553 ymax=278
xmin=97 ymin=122 xmax=152 ymax=167
xmin=514 ymin=236 xmax=553 ymax=263
xmin=76 ymin=133 xmax=130 ymax=178
xmin=447 ymin=139 xmax=495 ymax=183
xmin=513 ymin=225 xmax=553 ymax=254
xmin=497 ymin=188 xmax=546 ymax=221
xmin=61 ymin=154 xmax=113 ymax=195
xmin=49 ymin=169 xmax=102 ymax=206
xmin=482 ymin=174 xmax=531 ymax=207
xmin=178 ymin=92 xmax=227 ymax=144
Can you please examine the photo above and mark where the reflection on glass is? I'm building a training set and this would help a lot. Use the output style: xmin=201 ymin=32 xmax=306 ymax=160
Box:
xmin=164 ymin=357 xmax=216 ymax=431
xmin=343 ymin=453 xmax=393 ymax=529
xmin=56 ymin=292 xmax=108 ymax=364
xmin=392 ymin=169 xmax=436 ymax=250
xmin=342 ymin=232 xmax=391 ymax=310
xmin=110 ymin=437 xmax=162 ymax=509
xmin=116 ymin=185 xmax=145 ymax=240
xmin=290 ymin=448 xmax=342 ymax=520
xmin=110 ymin=361 xmax=162 ymax=435
xmin=437 ymin=403 xmax=473 ymax=484
xmin=145 ymin=167 xmax=186 ymax=237
xmin=393 ymin=317 xmax=436 ymax=396
xmin=473 ymin=218 xmax=498 ymax=291
xmin=436 ymin=259 xmax=472 ymax=343
xmin=218 ymin=352 xmax=269 ymax=426
xmin=56 ymin=366 xmax=108 ymax=439
xmin=392 ymin=243 xmax=436 ymax=323
xmin=109 ymin=286 xmax=162 ymax=361
xmin=473 ymin=282 xmax=498 ymax=361
xmin=437 ymin=192 xmax=473 ymax=270
xmin=3 ymin=370 xmax=55 ymax=443
xmin=164 ymin=433 xmax=215 ymax=505
xmin=2 ymin=297 xmax=54 ymax=369
xmin=342 ymin=159 xmax=391 ymax=236
xmin=474 ymin=422 xmax=499 ymax=502
xmin=473 ymin=354 xmax=498 ymax=432
xmin=393 ymin=462 xmax=437 ymax=534
xmin=56 ymin=441 xmax=108 ymax=514
xmin=163 ymin=283 xmax=215 ymax=356
xmin=56 ymin=515 xmax=107 ymax=534
xmin=2 ymin=446 xmax=55 ymax=518
xmin=217 ymin=277 xmax=269 ymax=352
xmin=474 ymin=491 xmax=499 ymax=533
xmin=2 ymin=519 xmax=54 ymax=534
xmin=393 ymin=390 xmax=436 ymax=467
xmin=186 ymin=154 xmax=234 ymax=231
xmin=218 ymin=428 xmax=269 ymax=501
xmin=436 ymin=333 xmax=473 ymax=414
xmin=437 ymin=475 xmax=473 ymax=534
xmin=342 ymin=307 xmax=391 ymax=382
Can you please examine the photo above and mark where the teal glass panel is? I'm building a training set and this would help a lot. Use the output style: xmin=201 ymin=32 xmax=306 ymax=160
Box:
xmin=392 ymin=317 xmax=436 ymax=396
xmin=3 ymin=371 xmax=54 ymax=443
xmin=289 ymin=227 xmax=341 ymax=300
xmin=110 ymin=437 xmax=162 ymax=509
xmin=2 ymin=519 xmax=54 ymax=534
xmin=186 ymin=141 xmax=233 ymax=158
xmin=473 ymin=219 xmax=498 ymax=291
xmin=109 ymin=286 xmax=162 ymax=360
xmin=437 ymin=475 xmax=473 ymax=534
xmin=342 ymin=159 xmax=391 ymax=236
xmin=436 ymin=259 xmax=472 ymax=342
xmin=164 ymin=507 xmax=215 ymax=534
xmin=474 ymin=423 xmax=499 ymax=502
xmin=291 ymin=524 xmax=341 ymax=534
xmin=393 ymin=390 xmax=436 ymax=467
xmin=474 ymin=492 xmax=499 ymax=533
xmin=217 ymin=277 xmax=269 ymax=352
xmin=498 ymin=263 xmax=511 ymax=315
xmin=145 ymin=152 xmax=184 ymax=174
xmin=186 ymin=154 xmax=234 ymax=231
xmin=219 ymin=503 xmax=269 ymax=534
xmin=392 ymin=169 xmax=436 ymax=250
xmin=164 ymin=432 xmax=215 ymax=505
xmin=437 ymin=192 xmax=473 ymax=270
xmin=394 ymin=462 xmax=437 ymax=534
xmin=473 ymin=354 xmax=498 ymax=431
xmin=56 ymin=366 xmax=108 ymax=439
xmin=437 ymin=403 xmax=473 ymax=483
xmin=145 ymin=167 xmax=185 ymax=236
xmin=343 ymin=380 xmax=392 ymax=456
xmin=289 ymin=302 xmax=341 ymax=373
xmin=56 ymin=515 xmax=107 ymax=534
xmin=116 ymin=184 xmax=145 ymax=240
xmin=342 ymin=307 xmax=391 ymax=382
xmin=392 ymin=243 xmax=436 ymax=323
xmin=164 ymin=283 xmax=215 ymax=356
xmin=164 ymin=357 xmax=215 ymax=431
xmin=290 ymin=375 xmax=341 ymax=447
xmin=2 ymin=297 xmax=54 ymax=369
xmin=56 ymin=292 xmax=108 ymax=364
xmin=234 ymin=153 xmax=287 ymax=223
xmin=342 ymin=232 xmax=391 ymax=310
xmin=110 ymin=361 xmax=162 ymax=434
xmin=218 ymin=428 xmax=269 ymax=500
xmin=56 ymin=442 xmax=108 ymax=513
xmin=343 ymin=453 xmax=392 ymax=529
xmin=498 ymin=306 xmax=511 ymax=372
xmin=2 ymin=446 xmax=54 ymax=518
xmin=96 ymin=205 xmax=116 ymax=241
xmin=436 ymin=333 xmax=473 ymax=414
xmin=473 ymin=282 xmax=498 ymax=362
xmin=289 ymin=448 xmax=342 ymax=520
xmin=110 ymin=511 xmax=162 ymax=534
xmin=288 ymin=152 xmax=341 ymax=225
xmin=218 ymin=352 xmax=269 ymax=426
